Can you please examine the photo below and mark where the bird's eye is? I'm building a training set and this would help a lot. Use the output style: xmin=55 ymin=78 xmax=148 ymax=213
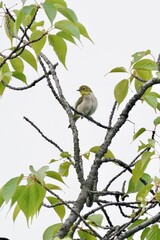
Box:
xmin=82 ymin=87 xmax=86 ymax=90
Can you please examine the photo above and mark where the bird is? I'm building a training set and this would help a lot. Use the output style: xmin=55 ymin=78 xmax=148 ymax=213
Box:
xmin=68 ymin=85 xmax=98 ymax=128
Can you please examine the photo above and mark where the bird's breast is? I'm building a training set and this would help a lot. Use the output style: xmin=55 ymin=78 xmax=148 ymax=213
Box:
xmin=76 ymin=93 xmax=98 ymax=116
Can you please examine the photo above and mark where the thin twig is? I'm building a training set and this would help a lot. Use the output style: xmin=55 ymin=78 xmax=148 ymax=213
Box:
xmin=23 ymin=116 xmax=74 ymax=165
xmin=45 ymin=187 xmax=102 ymax=240
xmin=1 ymin=69 xmax=55 ymax=91
xmin=70 ymin=106 xmax=110 ymax=129
xmin=0 ymin=6 xmax=40 ymax=68
xmin=42 ymin=201 xmax=74 ymax=208
xmin=96 ymin=201 xmax=113 ymax=227
xmin=131 ymin=74 xmax=147 ymax=83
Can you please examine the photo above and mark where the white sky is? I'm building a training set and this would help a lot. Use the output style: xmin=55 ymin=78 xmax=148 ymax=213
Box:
xmin=1 ymin=0 xmax=160 ymax=239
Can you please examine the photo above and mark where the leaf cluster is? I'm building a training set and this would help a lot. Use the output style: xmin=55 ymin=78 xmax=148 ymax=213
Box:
xmin=0 ymin=0 xmax=92 ymax=95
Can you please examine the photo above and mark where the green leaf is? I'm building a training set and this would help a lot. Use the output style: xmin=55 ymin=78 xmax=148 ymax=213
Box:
xmin=12 ymin=71 xmax=27 ymax=84
xmin=1 ymin=175 xmax=23 ymax=203
xmin=104 ymin=149 xmax=114 ymax=159
xmin=128 ymin=218 xmax=146 ymax=230
xmin=30 ymin=20 xmax=45 ymax=31
xmin=134 ymin=79 xmax=144 ymax=92
xmin=49 ymin=159 xmax=58 ymax=164
xmin=90 ymin=146 xmax=114 ymax=158
xmin=133 ymin=59 xmax=158 ymax=71
xmin=132 ymin=151 xmax=154 ymax=187
xmin=19 ymin=49 xmax=37 ymax=70
xmin=59 ymin=162 xmax=71 ymax=177
xmin=76 ymin=22 xmax=93 ymax=42
xmin=42 ymin=0 xmax=57 ymax=24
xmin=57 ymin=31 xmax=76 ymax=44
xmin=156 ymin=71 xmax=160 ymax=78
xmin=43 ymin=223 xmax=62 ymax=240
xmin=90 ymin=145 xmax=100 ymax=153
xmin=22 ymin=5 xmax=37 ymax=27
xmin=0 ymin=191 xmax=4 ymax=207
xmin=52 ymin=0 xmax=67 ymax=7
xmin=154 ymin=116 xmax=160 ymax=126
xmin=29 ymin=165 xmax=49 ymax=184
xmin=131 ymin=50 xmax=151 ymax=65
xmin=126 ymin=173 xmax=152 ymax=194
xmin=30 ymin=30 xmax=46 ymax=56
xmin=14 ymin=10 xmax=25 ymax=35
xmin=57 ymin=6 xmax=78 ymax=23
xmin=143 ymin=92 xmax=158 ymax=110
xmin=46 ymin=170 xmax=65 ymax=184
xmin=45 ymin=183 xmax=62 ymax=191
xmin=17 ymin=182 xmax=46 ymax=220
xmin=87 ymin=214 xmax=103 ymax=227
xmin=141 ymin=228 xmax=150 ymax=240
xmin=11 ymin=185 xmax=26 ymax=207
xmin=146 ymin=224 xmax=160 ymax=240
xmin=0 ymin=61 xmax=11 ymax=96
xmin=114 ymin=79 xmax=129 ymax=106
xmin=157 ymin=102 xmax=160 ymax=111
xmin=155 ymin=192 xmax=160 ymax=202
xmin=10 ymin=57 xmax=24 ymax=72
xmin=22 ymin=5 xmax=36 ymax=15
xmin=78 ymin=230 xmax=97 ymax=240
xmin=136 ymin=183 xmax=153 ymax=204
xmin=133 ymin=128 xmax=146 ymax=141
xmin=60 ymin=151 xmax=71 ymax=158
xmin=21 ymin=0 xmax=27 ymax=5
xmin=47 ymin=197 xmax=65 ymax=221
xmin=4 ymin=15 xmax=14 ymax=43
xmin=109 ymin=67 xmax=128 ymax=73
xmin=55 ymin=20 xmax=80 ymax=39
xmin=13 ymin=204 xmax=21 ymax=222
xmin=138 ymin=139 xmax=155 ymax=151
xmin=83 ymin=151 xmax=90 ymax=160
xmin=135 ymin=69 xmax=152 ymax=80
xmin=48 ymin=34 xmax=67 ymax=67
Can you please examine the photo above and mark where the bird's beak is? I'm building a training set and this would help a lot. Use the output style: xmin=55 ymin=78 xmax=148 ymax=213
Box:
xmin=77 ymin=89 xmax=80 ymax=91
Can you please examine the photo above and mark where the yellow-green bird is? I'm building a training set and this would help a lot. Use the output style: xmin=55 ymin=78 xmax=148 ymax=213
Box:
xmin=69 ymin=85 xmax=98 ymax=127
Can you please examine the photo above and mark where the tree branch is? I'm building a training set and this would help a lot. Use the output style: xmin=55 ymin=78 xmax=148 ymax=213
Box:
xmin=108 ymin=101 xmax=117 ymax=128
xmin=1 ymin=69 xmax=55 ymax=91
xmin=115 ymin=212 xmax=160 ymax=240
xmin=57 ymin=77 xmax=160 ymax=238
xmin=70 ymin=105 xmax=110 ymax=129
xmin=23 ymin=116 xmax=74 ymax=164
xmin=39 ymin=54 xmax=85 ymax=186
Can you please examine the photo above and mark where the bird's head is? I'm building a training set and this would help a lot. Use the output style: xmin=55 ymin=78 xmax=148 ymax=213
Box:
xmin=77 ymin=85 xmax=92 ymax=96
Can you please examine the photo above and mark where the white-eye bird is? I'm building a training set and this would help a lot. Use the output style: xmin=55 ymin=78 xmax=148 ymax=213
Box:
xmin=69 ymin=85 xmax=98 ymax=127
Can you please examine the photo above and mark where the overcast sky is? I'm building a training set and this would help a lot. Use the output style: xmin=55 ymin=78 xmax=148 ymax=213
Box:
xmin=1 ymin=0 xmax=160 ymax=239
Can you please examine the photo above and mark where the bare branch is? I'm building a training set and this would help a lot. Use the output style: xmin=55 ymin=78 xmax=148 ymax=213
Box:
xmin=131 ymin=74 xmax=147 ymax=83
xmin=1 ymin=69 xmax=55 ymax=91
xmin=70 ymin=105 xmax=110 ymax=129
xmin=44 ymin=187 xmax=102 ymax=240
xmin=23 ymin=116 xmax=74 ymax=165
xmin=115 ymin=212 xmax=160 ymax=240
xmin=42 ymin=201 xmax=74 ymax=208
xmin=39 ymin=53 xmax=85 ymax=185
xmin=108 ymin=101 xmax=117 ymax=128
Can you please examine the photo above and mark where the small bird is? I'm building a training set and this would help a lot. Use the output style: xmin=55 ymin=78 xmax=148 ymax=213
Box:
xmin=69 ymin=85 xmax=98 ymax=127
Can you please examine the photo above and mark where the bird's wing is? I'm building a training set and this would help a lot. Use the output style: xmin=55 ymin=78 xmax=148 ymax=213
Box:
xmin=75 ymin=96 xmax=83 ymax=110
